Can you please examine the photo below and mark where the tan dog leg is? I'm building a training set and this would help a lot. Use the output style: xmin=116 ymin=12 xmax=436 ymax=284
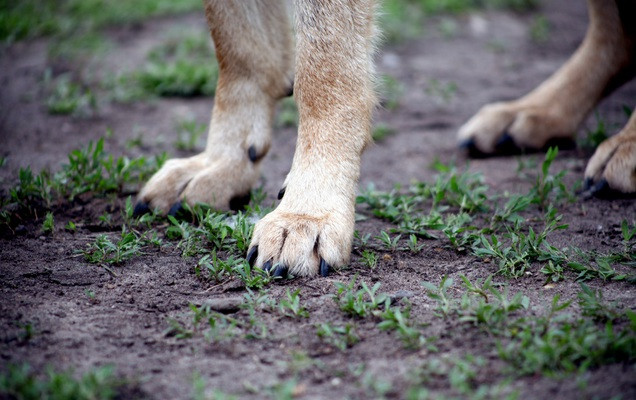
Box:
xmin=458 ymin=0 xmax=635 ymax=154
xmin=247 ymin=0 xmax=377 ymax=277
xmin=136 ymin=1 xmax=293 ymax=214
xmin=584 ymin=110 xmax=636 ymax=194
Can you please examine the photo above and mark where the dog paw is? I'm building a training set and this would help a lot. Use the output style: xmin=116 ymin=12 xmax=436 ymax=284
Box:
xmin=135 ymin=153 xmax=259 ymax=214
xmin=458 ymin=103 xmax=576 ymax=156
xmin=246 ymin=189 xmax=355 ymax=277
xmin=583 ymin=133 xmax=636 ymax=196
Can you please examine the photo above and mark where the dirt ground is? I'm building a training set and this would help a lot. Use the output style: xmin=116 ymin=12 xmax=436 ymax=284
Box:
xmin=1 ymin=1 xmax=635 ymax=399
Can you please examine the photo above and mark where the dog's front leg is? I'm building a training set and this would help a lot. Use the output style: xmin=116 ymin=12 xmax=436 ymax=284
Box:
xmin=584 ymin=109 xmax=636 ymax=195
xmin=248 ymin=0 xmax=377 ymax=277
xmin=136 ymin=1 xmax=293 ymax=214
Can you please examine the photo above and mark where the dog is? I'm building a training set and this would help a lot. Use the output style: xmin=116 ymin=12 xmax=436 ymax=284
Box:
xmin=135 ymin=0 xmax=635 ymax=277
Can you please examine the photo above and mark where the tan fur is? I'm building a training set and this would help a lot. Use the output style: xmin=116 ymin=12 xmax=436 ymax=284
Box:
xmin=138 ymin=0 xmax=635 ymax=276
xmin=251 ymin=0 xmax=377 ymax=276
xmin=585 ymin=111 xmax=636 ymax=192
xmin=138 ymin=0 xmax=293 ymax=212
xmin=459 ymin=0 xmax=634 ymax=152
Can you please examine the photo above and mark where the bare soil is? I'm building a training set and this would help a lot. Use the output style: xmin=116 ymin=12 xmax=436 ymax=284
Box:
xmin=1 ymin=1 xmax=635 ymax=399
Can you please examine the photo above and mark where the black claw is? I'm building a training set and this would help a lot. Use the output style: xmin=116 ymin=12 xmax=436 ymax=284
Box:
xmin=319 ymin=259 xmax=330 ymax=277
xmin=543 ymin=137 xmax=576 ymax=151
xmin=494 ymin=132 xmax=523 ymax=155
xmin=248 ymin=146 xmax=265 ymax=163
xmin=590 ymin=179 xmax=610 ymax=197
xmin=229 ymin=193 xmax=251 ymax=211
xmin=247 ymin=246 xmax=258 ymax=266
xmin=285 ymin=82 xmax=294 ymax=97
xmin=133 ymin=202 xmax=150 ymax=217
xmin=272 ymin=264 xmax=288 ymax=278
xmin=168 ymin=202 xmax=184 ymax=217
xmin=582 ymin=178 xmax=614 ymax=199
xmin=581 ymin=178 xmax=635 ymax=199
xmin=459 ymin=138 xmax=475 ymax=150
xmin=459 ymin=138 xmax=487 ymax=159
xmin=277 ymin=187 xmax=286 ymax=200
xmin=263 ymin=260 xmax=273 ymax=273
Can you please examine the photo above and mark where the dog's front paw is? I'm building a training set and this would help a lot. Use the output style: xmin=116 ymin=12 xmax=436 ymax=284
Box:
xmin=135 ymin=153 xmax=258 ymax=214
xmin=584 ymin=132 xmax=636 ymax=196
xmin=247 ymin=185 xmax=355 ymax=277
xmin=457 ymin=103 xmax=575 ymax=156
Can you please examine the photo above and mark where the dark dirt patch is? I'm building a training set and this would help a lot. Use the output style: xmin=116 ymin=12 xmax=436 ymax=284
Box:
xmin=1 ymin=1 xmax=635 ymax=399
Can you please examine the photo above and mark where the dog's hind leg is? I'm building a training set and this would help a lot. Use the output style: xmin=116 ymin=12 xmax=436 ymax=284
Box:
xmin=136 ymin=1 xmax=293 ymax=213
xmin=458 ymin=0 xmax=635 ymax=157
xmin=247 ymin=0 xmax=378 ymax=277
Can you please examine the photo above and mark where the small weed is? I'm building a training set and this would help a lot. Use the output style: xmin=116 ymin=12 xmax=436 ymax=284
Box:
xmin=41 ymin=212 xmax=54 ymax=234
xmin=378 ymin=305 xmax=427 ymax=349
xmin=278 ymin=289 xmax=309 ymax=319
xmin=527 ymin=147 xmax=573 ymax=208
xmin=192 ymin=373 xmax=238 ymax=400
xmin=577 ymin=283 xmax=620 ymax=322
xmin=137 ymin=60 xmax=218 ymax=97
xmin=376 ymin=230 xmax=401 ymax=251
xmin=281 ymin=351 xmax=320 ymax=376
xmin=429 ymin=160 xmax=489 ymax=213
xmin=424 ymin=275 xmax=530 ymax=335
xmin=515 ymin=156 xmax=538 ymax=180
xmin=135 ymin=34 xmax=218 ymax=97
xmin=567 ymin=251 xmax=636 ymax=283
xmin=175 ymin=119 xmax=206 ymax=151
xmin=407 ymin=234 xmax=424 ymax=253
xmin=354 ymin=230 xmax=372 ymax=248
xmin=361 ymin=249 xmax=379 ymax=269
xmin=621 ymin=219 xmax=636 ymax=255
xmin=540 ymin=260 xmax=564 ymax=283
xmin=442 ymin=212 xmax=477 ymax=251
xmin=232 ymin=261 xmax=272 ymax=289
xmin=372 ymin=124 xmax=396 ymax=142
xmin=498 ymin=294 xmax=636 ymax=375
xmin=18 ymin=323 xmax=34 ymax=344
xmin=378 ymin=75 xmax=404 ymax=110
xmin=267 ymin=378 xmax=301 ymax=400
xmin=379 ymin=0 xmax=537 ymax=44
xmin=45 ymin=73 xmax=97 ymax=116
xmin=1 ymin=0 xmax=203 ymax=43
xmin=579 ymin=113 xmax=609 ymax=150
xmin=491 ymin=194 xmax=532 ymax=227
xmin=166 ymin=303 xmax=239 ymax=341
xmin=98 ymin=212 xmax=113 ymax=227
xmin=422 ymin=275 xmax=456 ymax=317
xmin=166 ymin=215 xmax=205 ymax=257
xmin=361 ymin=372 xmax=393 ymax=399
xmin=56 ymin=137 xmax=163 ymax=200
xmin=65 ymin=220 xmax=77 ymax=232
xmin=425 ymin=79 xmax=457 ymax=104
xmin=458 ymin=275 xmax=529 ymax=334
xmin=82 ymin=228 xmax=142 ymax=266
xmin=7 ymin=168 xmax=54 ymax=211
xmin=276 ymin=97 xmax=299 ymax=128
xmin=529 ymin=15 xmax=550 ymax=43
xmin=333 ymin=276 xmax=389 ymax=318
xmin=0 ymin=363 xmax=122 ymax=400
xmin=196 ymin=252 xmax=235 ymax=282
xmin=408 ymin=356 xmax=519 ymax=400
xmin=471 ymin=206 xmax=568 ymax=277
xmin=316 ymin=323 xmax=360 ymax=351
